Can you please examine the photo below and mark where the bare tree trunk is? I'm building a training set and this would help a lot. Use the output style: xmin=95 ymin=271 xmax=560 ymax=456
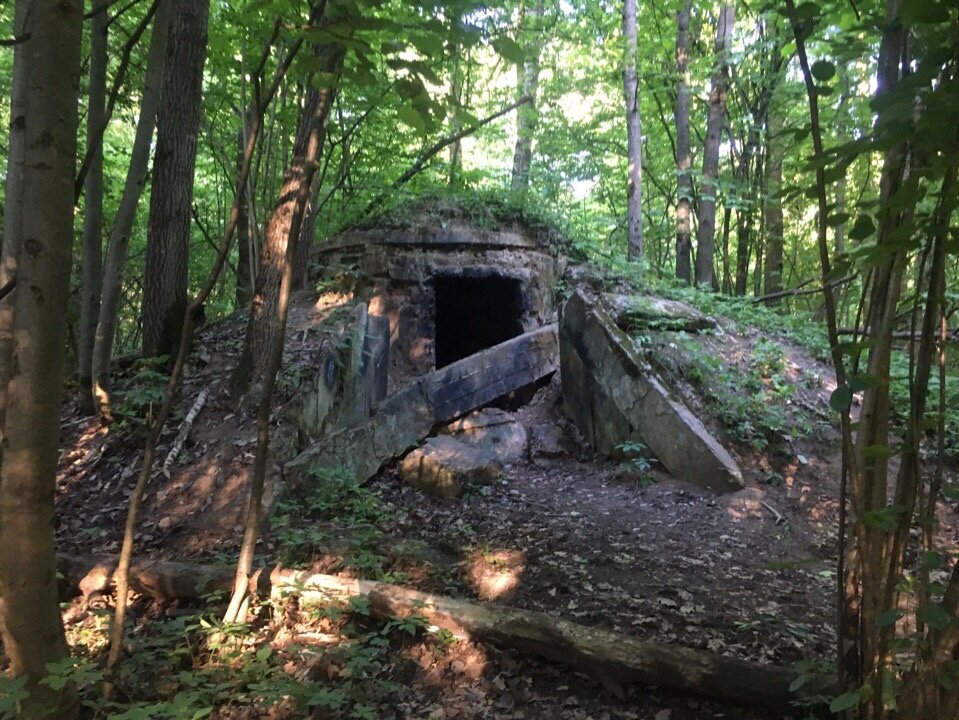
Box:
xmin=622 ymin=0 xmax=643 ymax=263
xmin=674 ymin=0 xmax=693 ymax=283
xmin=447 ymin=9 xmax=464 ymax=186
xmin=763 ymin=109 xmax=785 ymax=303
xmin=0 ymin=0 xmax=29 ymax=449
xmin=510 ymin=0 xmax=544 ymax=201
xmin=224 ymin=35 xmax=349 ymax=622
xmin=233 ymin=38 xmax=346 ymax=399
xmin=734 ymin=127 xmax=759 ymax=296
xmin=695 ymin=4 xmax=735 ymax=288
xmin=92 ymin=0 xmax=171 ymax=419
xmin=292 ymin=176 xmax=321 ymax=289
xmin=0 ymin=2 xmax=83 ymax=716
xmin=78 ymin=0 xmax=109 ymax=415
xmin=235 ymin=116 xmax=254 ymax=307
xmin=142 ymin=0 xmax=210 ymax=359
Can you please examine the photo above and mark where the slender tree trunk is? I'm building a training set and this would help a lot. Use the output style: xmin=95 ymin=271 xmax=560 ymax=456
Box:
xmin=735 ymin=127 xmax=759 ymax=296
xmin=78 ymin=0 xmax=110 ymax=415
xmin=674 ymin=0 xmax=693 ymax=282
xmin=763 ymin=109 xmax=785 ymax=303
xmin=622 ymin=0 xmax=643 ymax=263
xmin=0 ymin=0 xmax=29 ymax=448
xmin=447 ymin=9 xmax=464 ymax=186
xmin=235 ymin=113 xmax=257 ymax=307
xmin=92 ymin=0 xmax=172 ymax=419
xmin=695 ymin=3 xmax=735 ymax=287
xmin=224 ymin=36 xmax=350 ymax=624
xmin=292 ymin=176 xmax=321 ymax=289
xmin=233 ymin=39 xmax=346 ymax=398
xmin=0 ymin=2 xmax=83 ymax=716
xmin=510 ymin=0 xmax=544 ymax=200
xmin=721 ymin=207 xmax=732 ymax=294
xmin=142 ymin=0 xmax=210 ymax=359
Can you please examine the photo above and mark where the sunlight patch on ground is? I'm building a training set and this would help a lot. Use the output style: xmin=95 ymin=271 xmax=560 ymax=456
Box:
xmin=465 ymin=548 xmax=525 ymax=602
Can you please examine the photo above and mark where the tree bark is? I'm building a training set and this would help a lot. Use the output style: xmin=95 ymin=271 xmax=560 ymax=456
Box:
xmin=92 ymin=0 xmax=172 ymax=419
xmin=78 ymin=0 xmax=110 ymax=414
xmin=0 ymin=2 xmax=83 ymax=715
xmin=622 ymin=0 xmax=643 ymax=263
xmin=235 ymin=117 xmax=255 ymax=307
xmin=232 ymin=39 xmax=346 ymax=399
xmin=142 ymin=0 xmax=210 ymax=359
xmin=695 ymin=4 xmax=735 ymax=288
xmin=292 ymin=176 xmax=321 ymax=290
xmin=763 ymin=109 xmax=785 ymax=303
xmin=674 ymin=0 xmax=693 ymax=282
xmin=510 ymin=0 xmax=544 ymax=201
xmin=734 ymin=126 xmax=759 ymax=296
xmin=0 ymin=0 xmax=29 ymax=453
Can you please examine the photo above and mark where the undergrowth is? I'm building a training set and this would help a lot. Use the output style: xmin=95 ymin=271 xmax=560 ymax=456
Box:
xmin=667 ymin=333 xmax=819 ymax=456
xmin=1 ymin=593 xmax=455 ymax=719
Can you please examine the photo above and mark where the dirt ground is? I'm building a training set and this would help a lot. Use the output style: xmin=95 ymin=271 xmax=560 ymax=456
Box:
xmin=50 ymin=298 xmax=959 ymax=719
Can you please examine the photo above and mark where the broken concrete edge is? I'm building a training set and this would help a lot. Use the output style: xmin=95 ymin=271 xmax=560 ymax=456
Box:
xmin=603 ymin=293 xmax=718 ymax=333
xmin=286 ymin=325 xmax=559 ymax=487
xmin=561 ymin=289 xmax=744 ymax=493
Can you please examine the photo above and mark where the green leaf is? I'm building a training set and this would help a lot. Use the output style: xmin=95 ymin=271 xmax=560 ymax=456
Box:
xmin=789 ymin=673 xmax=807 ymax=692
xmin=863 ymin=444 xmax=897 ymax=461
xmin=811 ymin=60 xmax=836 ymax=81
xmin=397 ymin=106 xmax=426 ymax=133
xmin=849 ymin=215 xmax=875 ymax=241
xmin=411 ymin=34 xmax=444 ymax=56
xmin=826 ymin=211 xmax=851 ymax=227
xmin=491 ymin=36 xmax=526 ymax=64
xmin=864 ymin=506 xmax=905 ymax=532
xmin=830 ymin=385 xmax=853 ymax=412
xmin=877 ymin=608 xmax=903 ymax=627
xmin=921 ymin=605 xmax=953 ymax=631
xmin=829 ymin=691 xmax=860 ymax=712
xmin=794 ymin=2 xmax=821 ymax=21
xmin=848 ymin=373 xmax=877 ymax=392
xmin=921 ymin=550 xmax=943 ymax=570
xmin=902 ymin=0 xmax=949 ymax=24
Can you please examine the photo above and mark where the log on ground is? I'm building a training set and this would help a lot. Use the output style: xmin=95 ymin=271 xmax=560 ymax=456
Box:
xmin=58 ymin=555 xmax=832 ymax=714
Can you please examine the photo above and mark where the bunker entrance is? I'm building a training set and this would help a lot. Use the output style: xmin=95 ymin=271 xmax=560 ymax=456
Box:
xmin=434 ymin=275 xmax=524 ymax=369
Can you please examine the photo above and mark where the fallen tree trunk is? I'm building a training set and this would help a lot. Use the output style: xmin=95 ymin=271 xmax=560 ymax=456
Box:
xmin=58 ymin=555 xmax=831 ymax=714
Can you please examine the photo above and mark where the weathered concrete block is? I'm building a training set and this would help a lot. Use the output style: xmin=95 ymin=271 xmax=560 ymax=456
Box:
xmin=399 ymin=436 xmax=503 ymax=499
xmin=560 ymin=290 xmax=743 ymax=493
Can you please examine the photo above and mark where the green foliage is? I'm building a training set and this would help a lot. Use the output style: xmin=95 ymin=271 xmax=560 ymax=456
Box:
xmin=616 ymin=440 xmax=656 ymax=487
xmin=272 ymin=466 xmax=395 ymax=574
xmin=670 ymin=333 xmax=813 ymax=452
xmin=112 ymin=356 xmax=171 ymax=427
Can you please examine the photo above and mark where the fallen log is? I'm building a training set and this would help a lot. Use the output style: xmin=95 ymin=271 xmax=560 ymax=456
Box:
xmin=58 ymin=555 xmax=831 ymax=714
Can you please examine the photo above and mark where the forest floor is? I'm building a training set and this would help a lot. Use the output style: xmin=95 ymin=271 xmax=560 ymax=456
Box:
xmin=48 ymin=293 xmax=959 ymax=720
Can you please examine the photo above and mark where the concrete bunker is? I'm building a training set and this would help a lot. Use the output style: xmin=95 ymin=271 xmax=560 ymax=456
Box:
xmin=291 ymin=200 xmax=742 ymax=496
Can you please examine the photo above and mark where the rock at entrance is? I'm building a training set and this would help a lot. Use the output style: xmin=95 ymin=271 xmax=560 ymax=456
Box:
xmin=400 ymin=436 xmax=502 ymax=499
xmin=288 ymin=325 xmax=558 ymax=485
xmin=560 ymin=290 xmax=743 ymax=493
xmin=442 ymin=408 xmax=528 ymax=465
xmin=529 ymin=423 xmax=566 ymax=459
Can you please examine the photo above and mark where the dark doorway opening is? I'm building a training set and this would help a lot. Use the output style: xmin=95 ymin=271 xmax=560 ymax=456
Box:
xmin=434 ymin=275 xmax=524 ymax=368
